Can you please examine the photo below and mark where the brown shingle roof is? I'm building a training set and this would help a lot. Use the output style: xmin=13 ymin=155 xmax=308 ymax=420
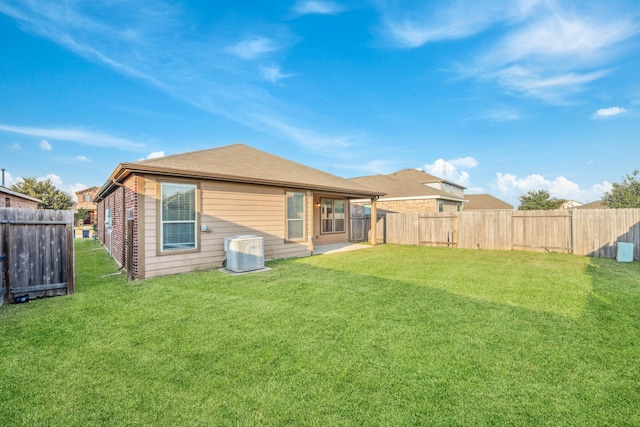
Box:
xmin=577 ymin=200 xmax=609 ymax=209
xmin=350 ymin=169 xmax=465 ymax=201
xmin=464 ymin=194 xmax=514 ymax=211
xmin=95 ymin=144 xmax=385 ymax=201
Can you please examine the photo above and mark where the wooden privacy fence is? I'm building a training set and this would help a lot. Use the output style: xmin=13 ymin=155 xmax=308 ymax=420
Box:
xmin=385 ymin=209 xmax=640 ymax=260
xmin=0 ymin=209 xmax=74 ymax=306
xmin=350 ymin=216 xmax=386 ymax=244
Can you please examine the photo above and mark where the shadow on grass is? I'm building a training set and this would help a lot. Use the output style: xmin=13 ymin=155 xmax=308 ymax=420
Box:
xmin=2 ymin=241 xmax=639 ymax=425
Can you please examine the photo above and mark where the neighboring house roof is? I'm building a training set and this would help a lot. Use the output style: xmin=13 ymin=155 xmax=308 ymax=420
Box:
xmin=95 ymin=144 xmax=386 ymax=202
xmin=561 ymin=200 xmax=583 ymax=209
xmin=76 ymin=186 xmax=99 ymax=196
xmin=349 ymin=169 xmax=465 ymax=201
xmin=0 ymin=186 xmax=41 ymax=203
xmin=464 ymin=194 xmax=514 ymax=211
xmin=578 ymin=200 xmax=609 ymax=209
xmin=382 ymin=168 xmax=466 ymax=190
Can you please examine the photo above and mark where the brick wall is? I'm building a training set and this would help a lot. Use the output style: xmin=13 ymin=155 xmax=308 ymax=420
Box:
xmin=352 ymin=198 xmax=462 ymax=215
xmin=123 ymin=176 xmax=138 ymax=279
xmin=376 ymin=199 xmax=439 ymax=213
xmin=96 ymin=177 xmax=139 ymax=278
xmin=0 ymin=195 xmax=38 ymax=209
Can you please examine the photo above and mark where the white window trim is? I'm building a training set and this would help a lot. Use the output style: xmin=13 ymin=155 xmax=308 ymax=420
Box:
xmin=160 ymin=181 xmax=199 ymax=253
xmin=320 ymin=198 xmax=346 ymax=234
xmin=286 ymin=191 xmax=306 ymax=242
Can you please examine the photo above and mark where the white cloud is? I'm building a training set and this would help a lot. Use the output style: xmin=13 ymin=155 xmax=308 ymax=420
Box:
xmin=380 ymin=0 xmax=543 ymax=48
xmin=249 ymin=113 xmax=363 ymax=152
xmin=145 ymin=151 xmax=165 ymax=159
xmin=1 ymin=170 xmax=15 ymax=186
xmin=226 ymin=37 xmax=279 ymax=59
xmin=30 ymin=173 xmax=87 ymax=201
xmin=492 ymin=172 xmax=612 ymax=204
xmin=489 ymin=66 xmax=608 ymax=103
xmin=292 ymin=1 xmax=343 ymax=16
xmin=423 ymin=156 xmax=478 ymax=186
xmin=0 ymin=123 xmax=146 ymax=151
xmin=66 ymin=183 xmax=91 ymax=201
xmin=39 ymin=173 xmax=64 ymax=188
xmin=593 ymin=106 xmax=626 ymax=118
xmin=262 ymin=66 xmax=295 ymax=84
xmin=10 ymin=142 xmax=21 ymax=150
xmin=75 ymin=155 xmax=89 ymax=162
xmin=380 ymin=1 xmax=639 ymax=102
xmin=40 ymin=139 xmax=52 ymax=150
xmin=468 ymin=108 xmax=521 ymax=122
xmin=0 ymin=1 xmax=362 ymax=154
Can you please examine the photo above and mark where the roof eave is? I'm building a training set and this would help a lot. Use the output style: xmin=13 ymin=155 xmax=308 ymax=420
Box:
xmin=95 ymin=164 xmax=386 ymax=201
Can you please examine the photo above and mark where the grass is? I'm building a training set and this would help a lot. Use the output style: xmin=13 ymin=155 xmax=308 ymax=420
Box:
xmin=1 ymin=240 xmax=639 ymax=426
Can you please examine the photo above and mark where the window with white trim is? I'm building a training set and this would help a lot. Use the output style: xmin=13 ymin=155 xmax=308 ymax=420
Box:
xmin=321 ymin=199 xmax=345 ymax=233
xmin=161 ymin=182 xmax=197 ymax=251
xmin=438 ymin=200 xmax=444 ymax=212
xmin=286 ymin=191 xmax=305 ymax=241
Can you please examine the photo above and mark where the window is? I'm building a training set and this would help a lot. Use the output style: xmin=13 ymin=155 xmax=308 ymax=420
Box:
xmin=83 ymin=194 xmax=92 ymax=202
xmin=5 ymin=198 xmax=9 ymax=208
xmin=321 ymin=199 xmax=345 ymax=234
xmin=456 ymin=202 xmax=462 ymax=212
xmin=438 ymin=200 xmax=444 ymax=212
xmin=161 ymin=182 xmax=197 ymax=251
xmin=286 ymin=192 xmax=305 ymax=241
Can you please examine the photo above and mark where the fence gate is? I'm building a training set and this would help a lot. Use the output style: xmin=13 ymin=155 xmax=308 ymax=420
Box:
xmin=511 ymin=211 xmax=573 ymax=253
xmin=418 ymin=214 xmax=458 ymax=247
xmin=350 ymin=215 xmax=385 ymax=243
xmin=0 ymin=208 xmax=74 ymax=306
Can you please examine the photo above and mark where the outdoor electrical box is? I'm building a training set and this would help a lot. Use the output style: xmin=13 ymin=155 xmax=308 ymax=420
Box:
xmin=616 ymin=242 xmax=634 ymax=263
xmin=105 ymin=208 xmax=113 ymax=228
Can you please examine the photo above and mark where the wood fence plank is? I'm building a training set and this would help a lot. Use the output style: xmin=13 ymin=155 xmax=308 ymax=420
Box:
xmin=0 ymin=208 xmax=74 ymax=303
xmin=385 ymin=208 xmax=640 ymax=260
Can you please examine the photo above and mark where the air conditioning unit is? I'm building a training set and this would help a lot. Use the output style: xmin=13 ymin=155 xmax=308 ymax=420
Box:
xmin=224 ymin=235 xmax=264 ymax=273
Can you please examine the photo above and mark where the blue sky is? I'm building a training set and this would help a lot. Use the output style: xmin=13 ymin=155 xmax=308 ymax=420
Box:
xmin=1 ymin=0 xmax=639 ymax=207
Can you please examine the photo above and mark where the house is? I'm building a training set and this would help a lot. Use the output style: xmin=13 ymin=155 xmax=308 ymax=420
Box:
xmin=349 ymin=169 xmax=466 ymax=215
xmin=93 ymin=144 xmax=385 ymax=279
xmin=463 ymin=194 xmax=514 ymax=211
xmin=75 ymin=186 xmax=99 ymax=223
xmin=74 ymin=186 xmax=99 ymax=238
xmin=561 ymin=200 xmax=583 ymax=210
xmin=578 ymin=200 xmax=609 ymax=209
xmin=0 ymin=186 xmax=41 ymax=209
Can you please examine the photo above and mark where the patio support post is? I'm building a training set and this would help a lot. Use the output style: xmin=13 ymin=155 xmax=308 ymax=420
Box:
xmin=370 ymin=196 xmax=378 ymax=246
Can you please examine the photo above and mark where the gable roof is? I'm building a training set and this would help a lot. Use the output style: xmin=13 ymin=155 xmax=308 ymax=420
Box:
xmin=76 ymin=186 xmax=99 ymax=195
xmin=95 ymin=144 xmax=385 ymax=201
xmin=0 ymin=186 xmax=41 ymax=203
xmin=349 ymin=169 xmax=465 ymax=201
xmin=464 ymin=194 xmax=514 ymax=211
xmin=577 ymin=200 xmax=609 ymax=209
xmin=384 ymin=169 xmax=466 ymax=189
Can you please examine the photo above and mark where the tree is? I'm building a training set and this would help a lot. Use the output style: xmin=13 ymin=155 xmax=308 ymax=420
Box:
xmin=602 ymin=170 xmax=640 ymax=208
xmin=74 ymin=208 xmax=90 ymax=225
xmin=518 ymin=189 xmax=566 ymax=211
xmin=11 ymin=177 xmax=74 ymax=210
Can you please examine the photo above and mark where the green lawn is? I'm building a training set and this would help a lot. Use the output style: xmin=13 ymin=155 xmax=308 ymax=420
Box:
xmin=1 ymin=240 xmax=639 ymax=426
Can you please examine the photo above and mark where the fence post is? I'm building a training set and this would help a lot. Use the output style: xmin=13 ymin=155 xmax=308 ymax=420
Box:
xmin=2 ymin=222 xmax=10 ymax=303
xmin=66 ymin=224 xmax=75 ymax=295
xmin=370 ymin=197 xmax=378 ymax=246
